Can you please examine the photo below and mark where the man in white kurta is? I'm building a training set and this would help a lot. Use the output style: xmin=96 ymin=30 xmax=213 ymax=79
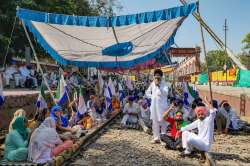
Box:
xmin=19 ymin=65 xmax=38 ymax=88
xmin=180 ymin=106 xmax=217 ymax=155
xmin=146 ymin=69 xmax=169 ymax=143
xmin=4 ymin=65 xmax=22 ymax=87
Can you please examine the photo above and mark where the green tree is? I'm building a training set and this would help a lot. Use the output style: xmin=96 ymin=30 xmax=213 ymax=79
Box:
xmin=238 ymin=33 xmax=250 ymax=69
xmin=205 ymin=50 xmax=232 ymax=72
xmin=239 ymin=52 xmax=250 ymax=69
xmin=242 ymin=33 xmax=250 ymax=51
xmin=200 ymin=62 xmax=207 ymax=72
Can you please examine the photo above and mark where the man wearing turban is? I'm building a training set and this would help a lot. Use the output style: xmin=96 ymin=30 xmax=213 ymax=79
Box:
xmin=176 ymin=98 xmax=217 ymax=157
xmin=145 ymin=69 xmax=169 ymax=143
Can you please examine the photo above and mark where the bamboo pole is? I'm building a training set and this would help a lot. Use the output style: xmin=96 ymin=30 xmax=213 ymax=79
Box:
xmin=196 ymin=2 xmax=213 ymax=101
xmin=21 ymin=19 xmax=56 ymax=104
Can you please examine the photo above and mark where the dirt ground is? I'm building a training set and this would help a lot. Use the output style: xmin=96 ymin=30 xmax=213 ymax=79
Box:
xmin=71 ymin=122 xmax=250 ymax=166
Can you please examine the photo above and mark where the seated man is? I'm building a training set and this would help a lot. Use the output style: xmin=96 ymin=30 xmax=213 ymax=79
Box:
xmin=121 ymin=96 xmax=139 ymax=128
xmin=69 ymin=72 xmax=79 ymax=87
xmin=50 ymin=105 xmax=78 ymax=140
xmin=138 ymin=100 xmax=151 ymax=133
xmin=216 ymin=101 xmax=240 ymax=134
xmin=19 ymin=65 xmax=38 ymax=88
xmin=93 ymin=98 xmax=106 ymax=123
xmin=161 ymin=104 xmax=189 ymax=150
xmin=50 ymin=71 xmax=58 ymax=88
xmin=4 ymin=64 xmax=22 ymax=88
xmin=171 ymin=99 xmax=191 ymax=122
xmin=178 ymin=99 xmax=217 ymax=157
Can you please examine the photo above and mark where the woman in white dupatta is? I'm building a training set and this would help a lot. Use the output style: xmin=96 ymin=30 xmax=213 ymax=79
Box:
xmin=28 ymin=117 xmax=73 ymax=164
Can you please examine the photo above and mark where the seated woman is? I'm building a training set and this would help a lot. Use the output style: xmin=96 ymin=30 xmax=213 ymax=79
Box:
xmin=121 ymin=96 xmax=140 ymax=128
xmin=4 ymin=116 xmax=29 ymax=162
xmin=28 ymin=117 xmax=73 ymax=164
xmin=9 ymin=109 xmax=26 ymax=132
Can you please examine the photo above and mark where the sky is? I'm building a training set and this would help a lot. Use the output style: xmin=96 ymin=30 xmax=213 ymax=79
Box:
xmin=115 ymin=0 xmax=250 ymax=60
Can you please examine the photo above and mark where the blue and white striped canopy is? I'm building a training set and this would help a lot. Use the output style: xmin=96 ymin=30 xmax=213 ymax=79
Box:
xmin=17 ymin=3 xmax=197 ymax=68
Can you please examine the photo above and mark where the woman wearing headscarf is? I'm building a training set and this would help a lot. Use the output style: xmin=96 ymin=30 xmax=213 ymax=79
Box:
xmin=4 ymin=116 xmax=29 ymax=161
xmin=28 ymin=117 xmax=73 ymax=164
xmin=9 ymin=109 xmax=26 ymax=132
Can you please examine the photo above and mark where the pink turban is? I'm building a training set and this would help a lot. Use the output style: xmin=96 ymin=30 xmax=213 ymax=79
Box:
xmin=195 ymin=106 xmax=207 ymax=115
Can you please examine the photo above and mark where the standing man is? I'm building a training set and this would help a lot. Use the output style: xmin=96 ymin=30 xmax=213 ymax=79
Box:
xmin=146 ymin=69 xmax=169 ymax=143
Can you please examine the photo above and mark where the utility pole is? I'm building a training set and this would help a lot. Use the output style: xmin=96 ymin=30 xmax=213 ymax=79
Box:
xmin=223 ymin=19 xmax=228 ymax=85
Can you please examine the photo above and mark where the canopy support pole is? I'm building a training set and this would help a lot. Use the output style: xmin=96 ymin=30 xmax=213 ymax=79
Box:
xmin=197 ymin=2 xmax=213 ymax=101
xmin=21 ymin=20 xmax=56 ymax=104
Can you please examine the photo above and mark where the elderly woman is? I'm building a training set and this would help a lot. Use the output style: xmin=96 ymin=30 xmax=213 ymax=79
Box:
xmin=9 ymin=109 xmax=26 ymax=132
xmin=4 ymin=116 xmax=29 ymax=161
xmin=28 ymin=117 xmax=73 ymax=164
